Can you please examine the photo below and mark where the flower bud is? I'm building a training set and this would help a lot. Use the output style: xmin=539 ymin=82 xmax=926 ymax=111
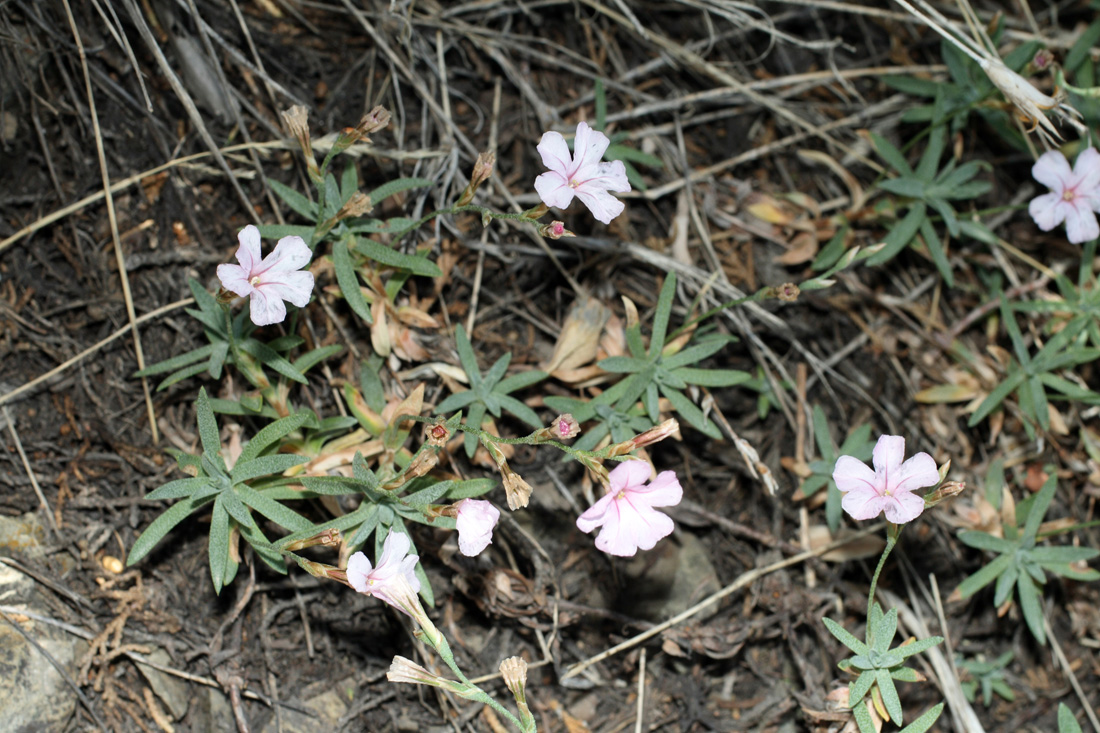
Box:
xmin=538 ymin=220 xmax=573 ymax=239
xmin=500 ymin=656 xmax=528 ymax=703
xmin=502 ymin=467 xmax=533 ymax=511
xmin=606 ymin=418 xmax=680 ymax=457
xmin=425 ymin=420 xmax=451 ymax=448
xmin=924 ymin=479 xmax=966 ymax=510
xmin=457 ymin=151 xmax=495 ymax=206
xmin=770 ymin=282 xmax=800 ymax=302
xmin=336 ymin=191 xmax=373 ymax=220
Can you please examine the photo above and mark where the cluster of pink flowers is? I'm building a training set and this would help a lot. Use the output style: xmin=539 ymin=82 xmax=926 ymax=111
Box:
xmin=1029 ymin=147 xmax=1100 ymax=244
xmin=832 ymin=435 xmax=939 ymax=524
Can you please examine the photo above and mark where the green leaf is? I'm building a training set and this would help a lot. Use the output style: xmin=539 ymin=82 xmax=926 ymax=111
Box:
xmin=353 ymin=238 xmax=442 ymax=277
xmin=893 ymin=636 xmax=943 ymax=660
xmin=993 ymin=559 xmax=1019 ymax=606
xmin=1029 ymin=545 xmax=1100 ymax=565
xmin=849 ymin=670 xmax=876 ymax=706
xmin=267 ymin=180 xmax=318 ymax=221
xmin=967 ymin=370 xmax=1026 ymax=427
xmin=127 ymin=494 xmax=213 ymax=565
xmin=1058 ymin=703 xmax=1084 ymax=733
xmin=870 ymin=131 xmax=914 ymax=175
xmin=915 ymin=125 xmax=946 ymax=181
xmin=135 ymin=344 xmax=215 ymax=377
xmin=876 ymin=669 xmax=904 ymax=725
xmin=650 ymin=273 xmax=677 ymax=357
xmin=672 ymin=367 xmax=752 ymax=387
xmin=1016 ymin=570 xmax=1046 ymax=644
xmin=209 ymin=495 xmax=231 ymax=594
xmin=957 ymin=530 xmax=1015 ymax=554
xmin=367 ymin=177 xmax=435 ymax=205
xmin=919 ymin=216 xmax=954 ymax=286
xmin=496 ymin=393 xmax=544 ymax=429
xmin=1022 ymin=473 xmax=1058 ymax=542
xmin=599 ymin=356 xmax=651 ymax=373
xmin=221 ymin=488 xmax=255 ymax=528
xmin=238 ymin=340 xmax=308 ymax=384
xmin=954 ymin=552 xmax=1013 ymax=598
xmin=235 ymin=486 xmax=312 ymax=532
xmin=871 ymin=607 xmax=899 ymax=653
xmin=852 ymin=699 xmax=877 ymax=733
xmin=145 ymin=477 xmax=212 ymax=501
xmin=333 ymin=237 xmax=374 ymax=323
xmin=444 ymin=478 xmax=497 ymax=500
xmin=659 ymin=384 xmax=721 ymax=438
xmin=254 ymin=224 xmax=316 ymax=241
xmin=495 ymin=369 xmax=548 ymax=394
xmin=230 ymin=454 xmax=309 ymax=483
xmin=822 ymin=616 xmax=869 ymax=654
xmin=435 ymin=390 xmax=477 ymax=414
xmin=899 ymin=703 xmax=944 ymax=733
xmin=878 ymin=178 xmax=926 ymax=198
xmin=866 ymin=203 xmax=927 ymax=267
xmin=237 ymin=410 xmax=315 ymax=466
xmin=195 ymin=388 xmax=221 ymax=457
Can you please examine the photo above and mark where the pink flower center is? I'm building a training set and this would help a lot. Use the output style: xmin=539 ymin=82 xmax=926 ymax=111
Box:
xmin=250 ymin=275 xmax=262 ymax=286
xmin=1063 ymin=188 xmax=1078 ymax=202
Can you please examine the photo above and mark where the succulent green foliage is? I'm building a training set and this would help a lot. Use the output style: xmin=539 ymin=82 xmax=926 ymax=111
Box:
xmin=126 ymin=388 xmax=316 ymax=594
xmin=135 ymin=279 xmax=338 ymax=396
xmin=957 ymin=651 xmax=1015 ymax=706
xmin=866 ymin=125 xmax=992 ymax=285
xmin=968 ymin=293 xmax=1100 ymax=440
xmin=823 ymin=602 xmax=943 ymax=731
xmin=589 ymin=79 xmax=664 ymax=192
xmin=594 ymin=272 xmax=750 ymax=439
xmin=799 ymin=407 xmax=876 ymax=534
xmin=883 ymin=26 xmax=1039 ymax=146
xmin=953 ymin=473 xmax=1100 ymax=644
xmin=435 ymin=324 xmax=548 ymax=457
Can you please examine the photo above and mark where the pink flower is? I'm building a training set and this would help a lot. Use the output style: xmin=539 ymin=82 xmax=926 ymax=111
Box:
xmin=534 ymin=121 xmax=631 ymax=225
xmin=217 ymin=225 xmax=315 ymax=326
xmin=575 ymin=460 xmax=682 ymax=557
xmin=1028 ymin=148 xmax=1100 ymax=244
xmin=454 ymin=499 xmax=500 ymax=556
xmin=347 ymin=531 xmax=421 ymax=616
xmin=832 ymin=435 xmax=939 ymax=524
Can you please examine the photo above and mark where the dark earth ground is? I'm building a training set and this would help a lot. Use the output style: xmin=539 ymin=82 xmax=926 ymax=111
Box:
xmin=1 ymin=1 xmax=1099 ymax=731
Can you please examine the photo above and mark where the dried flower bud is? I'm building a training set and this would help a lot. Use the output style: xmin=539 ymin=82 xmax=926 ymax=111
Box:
xmin=501 ymin=467 xmax=533 ymax=510
xmin=772 ymin=282 xmax=800 ymax=302
xmin=281 ymin=105 xmax=310 ymax=140
xmin=553 ymin=414 xmax=579 ymax=439
xmin=282 ymin=528 xmax=342 ymax=552
xmin=539 ymin=220 xmax=573 ymax=239
xmin=358 ymin=106 xmax=391 ymax=135
xmin=336 ymin=192 xmax=373 ymax=220
xmin=456 ymin=151 xmax=496 ymax=206
xmin=980 ymin=57 xmax=1062 ymax=139
xmin=382 ymin=449 xmax=439 ymax=490
xmin=426 ymin=421 xmax=450 ymax=448
xmin=606 ymin=418 xmax=680 ymax=457
xmin=387 ymin=656 xmax=465 ymax=693
xmin=500 ymin=656 xmax=528 ymax=701
xmin=296 ymin=559 xmax=349 ymax=586
xmin=523 ymin=203 xmax=550 ymax=220
xmin=924 ymin=479 xmax=966 ymax=510
xmin=1032 ymin=49 xmax=1054 ymax=71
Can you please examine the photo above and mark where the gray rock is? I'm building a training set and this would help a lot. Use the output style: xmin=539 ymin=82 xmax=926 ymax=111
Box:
xmin=135 ymin=648 xmax=191 ymax=720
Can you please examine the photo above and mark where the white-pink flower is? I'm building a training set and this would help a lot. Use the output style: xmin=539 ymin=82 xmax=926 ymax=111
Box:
xmin=454 ymin=499 xmax=500 ymax=557
xmin=1028 ymin=147 xmax=1100 ymax=244
xmin=576 ymin=460 xmax=682 ymax=557
xmin=347 ymin=531 xmax=421 ymax=616
xmin=832 ymin=435 xmax=939 ymax=525
xmin=217 ymin=225 xmax=315 ymax=326
xmin=534 ymin=121 xmax=631 ymax=225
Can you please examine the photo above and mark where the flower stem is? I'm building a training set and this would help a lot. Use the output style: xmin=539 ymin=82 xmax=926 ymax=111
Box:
xmin=865 ymin=529 xmax=898 ymax=645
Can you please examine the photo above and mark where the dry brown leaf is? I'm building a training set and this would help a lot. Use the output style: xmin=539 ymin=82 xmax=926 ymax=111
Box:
xmin=807 ymin=525 xmax=886 ymax=562
xmin=744 ymin=192 xmax=796 ymax=226
xmin=544 ymin=296 xmax=610 ymax=374
xmin=774 ymin=231 xmax=818 ymax=266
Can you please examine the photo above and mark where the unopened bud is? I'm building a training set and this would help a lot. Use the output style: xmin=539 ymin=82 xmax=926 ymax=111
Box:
xmin=523 ymin=203 xmax=550 ymax=220
xmin=333 ymin=106 xmax=392 ymax=153
xmin=281 ymin=105 xmax=319 ymax=180
xmin=457 ymin=151 xmax=495 ymax=206
xmin=539 ymin=220 xmax=573 ymax=239
xmin=500 ymin=656 xmax=528 ymax=702
xmin=425 ymin=420 xmax=451 ymax=448
xmin=383 ymin=449 xmax=439 ymax=490
xmin=282 ymin=527 xmax=342 ymax=552
xmin=296 ymin=558 xmax=349 ymax=586
xmin=387 ymin=656 xmax=466 ymax=694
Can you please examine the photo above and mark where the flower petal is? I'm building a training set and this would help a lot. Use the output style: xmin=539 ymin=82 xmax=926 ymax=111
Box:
xmin=871 ymin=435 xmax=905 ymax=476
xmin=576 ymin=492 xmax=616 ymax=533
xmin=1032 ymin=150 xmax=1072 ymax=191
xmin=1029 ymin=192 xmax=1067 ymax=231
xmin=379 ymin=531 xmax=412 ymax=567
xmin=841 ymin=487 xmax=887 ymax=521
xmin=261 ymin=235 xmax=313 ymax=273
xmin=536 ymin=131 xmax=573 ymax=177
xmin=892 ymin=452 xmax=940 ymax=494
xmin=1064 ymin=200 xmax=1100 ymax=244
xmin=832 ymin=455 xmax=877 ymax=494
xmin=882 ymin=490 xmax=925 ymax=524
xmin=236 ymin=225 xmax=262 ymax=271
xmin=217 ymin=263 xmax=253 ymax=297
xmin=258 ymin=270 xmax=315 ymax=308
xmin=610 ymin=460 xmax=651 ymax=494
xmin=248 ymin=286 xmax=287 ymax=326
xmin=570 ymin=122 xmax=611 ymax=174
xmin=573 ymin=186 xmax=626 ymax=225
xmin=534 ymin=171 xmax=576 ymax=210
xmin=634 ymin=470 xmax=683 ymax=507
xmin=593 ymin=499 xmax=674 ymax=556
xmin=1073 ymin=147 xmax=1100 ymax=193
xmin=346 ymin=551 xmax=373 ymax=594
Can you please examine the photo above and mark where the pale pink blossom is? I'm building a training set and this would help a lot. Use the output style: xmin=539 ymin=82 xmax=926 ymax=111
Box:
xmin=534 ymin=121 xmax=631 ymax=225
xmin=454 ymin=499 xmax=500 ymax=556
xmin=1028 ymin=148 xmax=1100 ymax=244
xmin=347 ymin=531 xmax=421 ymax=616
xmin=217 ymin=225 xmax=315 ymax=326
xmin=576 ymin=460 xmax=682 ymax=557
xmin=832 ymin=435 xmax=939 ymax=524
